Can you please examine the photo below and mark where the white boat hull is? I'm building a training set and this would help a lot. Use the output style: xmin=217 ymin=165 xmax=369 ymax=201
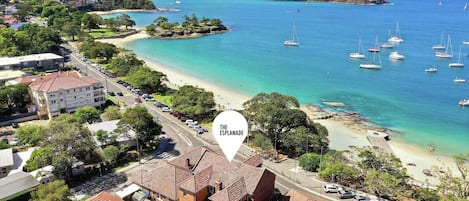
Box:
xmin=435 ymin=52 xmax=453 ymax=59
xmin=389 ymin=52 xmax=405 ymax=60
xmin=360 ymin=63 xmax=382 ymax=69
xmin=432 ymin=45 xmax=446 ymax=50
xmin=449 ymin=63 xmax=464 ymax=67
xmin=425 ymin=68 xmax=438 ymax=73
xmin=460 ymin=99 xmax=469 ymax=106
xmin=350 ymin=53 xmax=365 ymax=59
xmin=388 ymin=37 xmax=403 ymax=43
xmin=462 ymin=41 xmax=469 ymax=45
xmin=284 ymin=40 xmax=299 ymax=46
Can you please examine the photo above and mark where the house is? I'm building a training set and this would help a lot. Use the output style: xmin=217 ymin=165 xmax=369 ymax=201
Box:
xmin=0 ymin=53 xmax=64 ymax=71
xmin=26 ymin=71 xmax=105 ymax=119
xmin=7 ymin=71 xmax=80 ymax=86
xmin=132 ymin=147 xmax=276 ymax=201
xmin=0 ymin=171 xmax=40 ymax=200
xmin=86 ymin=120 xmax=137 ymax=148
xmin=0 ymin=148 xmax=13 ymax=178
xmin=87 ymin=191 xmax=124 ymax=201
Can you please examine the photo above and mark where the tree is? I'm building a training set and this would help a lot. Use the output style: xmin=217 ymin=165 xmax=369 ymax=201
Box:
xmin=81 ymin=13 xmax=102 ymax=31
xmin=103 ymin=105 xmax=122 ymax=120
xmin=104 ymin=18 xmax=120 ymax=32
xmin=282 ymin=126 xmax=315 ymax=156
xmin=126 ymin=66 xmax=167 ymax=93
xmin=25 ymin=147 xmax=53 ymax=171
xmin=251 ymin=133 xmax=273 ymax=153
xmin=146 ymin=24 xmax=157 ymax=36
xmin=80 ymin=40 xmax=119 ymax=62
xmin=15 ymin=125 xmax=46 ymax=146
xmin=108 ymin=53 xmax=144 ymax=76
xmin=74 ymin=106 xmax=101 ymax=124
xmin=299 ymin=153 xmax=321 ymax=172
xmin=30 ymin=179 xmax=72 ymax=201
xmin=172 ymin=85 xmax=216 ymax=117
xmin=102 ymin=145 xmax=120 ymax=165
xmin=436 ymin=153 xmax=469 ymax=200
xmin=153 ymin=16 xmax=168 ymax=26
xmin=117 ymin=106 xmax=161 ymax=149
xmin=242 ymin=92 xmax=329 ymax=155
xmin=62 ymin=23 xmax=82 ymax=41
xmin=319 ymin=161 xmax=360 ymax=187
xmin=118 ymin=14 xmax=136 ymax=30
xmin=41 ymin=114 xmax=95 ymax=177
xmin=0 ymin=141 xmax=11 ymax=149
xmin=0 ymin=83 xmax=31 ymax=114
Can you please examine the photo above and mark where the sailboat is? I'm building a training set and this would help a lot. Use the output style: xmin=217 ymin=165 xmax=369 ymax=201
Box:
xmin=433 ymin=32 xmax=446 ymax=50
xmin=360 ymin=52 xmax=382 ymax=69
xmin=449 ymin=45 xmax=464 ymax=67
xmin=350 ymin=36 xmax=366 ymax=59
xmin=388 ymin=21 xmax=404 ymax=43
xmin=284 ymin=24 xmax=300 ymax=47
xmin=435 ymin=35 xmax=453 ymax=59
xmin=464 ymin=2 xmax=468 ymax=10
xmin=368 ymin=36 xmax=380 ymax=53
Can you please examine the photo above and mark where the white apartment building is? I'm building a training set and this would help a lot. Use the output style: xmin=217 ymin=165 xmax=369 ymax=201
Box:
xmin=29 ymin=72 xmax=105 ymax=119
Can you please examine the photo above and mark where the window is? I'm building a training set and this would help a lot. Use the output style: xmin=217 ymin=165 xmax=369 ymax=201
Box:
xmin=208 ymin=186 xmax=215 ymax=196
xmin=1 ymin=167 xmax=6 ymax=174
xmin=183 ymin=190 xmax=188 ymax=197
xmin=51 ymin=100 xmax=57 ymax=104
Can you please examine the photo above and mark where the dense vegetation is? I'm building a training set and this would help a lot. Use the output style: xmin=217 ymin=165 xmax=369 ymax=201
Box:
xmin=0 ymin=25 xmax=61 ymax=56
xmin=243 ymin=92 xmax=329 ymax=157
xmin=172 ymin=85 xmax=216 ymax=118
xmin=0 ymin=84 xmax=31 ymax=115
xmin=90 ymin=0 xmax=155 ymax=11
xmin=117 ymin=106 xmax=162 ymax=150
xmin=146 ymin=14 xmax=227 ymax=38
xmin=79 ymin=38 xmax=119 ymax=62
xmin=281 ymin=0 xmax=387 ymax=4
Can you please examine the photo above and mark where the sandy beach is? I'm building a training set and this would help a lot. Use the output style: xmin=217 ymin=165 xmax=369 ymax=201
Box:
xmin=88 ymin=8 xmax=174 ymax=15
xmin=97 ymin=33 xmax=460 ymax=186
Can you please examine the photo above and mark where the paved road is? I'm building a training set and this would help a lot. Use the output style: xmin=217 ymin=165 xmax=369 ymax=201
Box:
xmin=64 ymin=43 xmax=341 ymax=201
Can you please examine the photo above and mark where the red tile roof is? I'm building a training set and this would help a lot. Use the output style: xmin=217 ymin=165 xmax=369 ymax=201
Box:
xmin=132 ymin=161 xmax=192 ymax=201
xmin=86 ymin=191 xmax=123 ymax=201
xmin=29 ymin=73 xmax=100 ymax=93
xmin=179 ymin=165 xmax=212 ymax=193
xmin=14 ymin=71 xmax=80 ymax=85
xmin=209 ymin=177 xmax=248 ymax=201
xmin=243 ymin=154 xmax=263 ymax=167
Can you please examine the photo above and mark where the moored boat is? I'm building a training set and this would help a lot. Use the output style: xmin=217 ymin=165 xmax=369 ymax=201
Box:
xmin=380 ymin=43 xmax=394 ymax=49
xmin=433 ymin=32 xmax=446 ymax=50
xmin=425 ymin=67 xmax=438 ymax=72
xmin=389 ymin=51 xmax=405 ymax=60
xmin=449 ymin=45 xmax=464 ymax=67
xmin=388 ymin=21 xmax=404 ymax=43
xmin=453 ymin=77 xmax=466 ymax=83
xmin=284 ymin=23 xmax=300 ymax=47
xmin=459 ymin=99 xmax=469 ymax=106
xmin=350 ymin=36 xmax=366 ymax=59
xmin=436 ymin=35 xmax=453 ymax=59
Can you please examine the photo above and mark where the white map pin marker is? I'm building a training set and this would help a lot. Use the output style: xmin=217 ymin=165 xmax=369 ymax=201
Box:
xmin=212 ymin=110 xmax=248 ymax=162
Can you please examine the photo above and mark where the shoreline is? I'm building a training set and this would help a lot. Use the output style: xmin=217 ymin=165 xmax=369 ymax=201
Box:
xmin=88 ymin=8 xmax=177 ymax=15
xmin=96 ymin=32 xmax=460 ymax=186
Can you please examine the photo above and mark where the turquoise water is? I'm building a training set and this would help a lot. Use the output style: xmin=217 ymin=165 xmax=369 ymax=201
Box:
xmin=109 ymin=0 xmax=469 ymax=155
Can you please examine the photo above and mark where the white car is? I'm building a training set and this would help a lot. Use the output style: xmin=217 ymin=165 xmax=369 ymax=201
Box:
xmin=162 ymin=107 xmax=172 ymax=112
xmin=10 ymin=138 xmax=18 ymax=146
xmin=185 ymin=119 xmax=194 ymax=125
xmin=323 ymin=183 xmax=340 ymax=193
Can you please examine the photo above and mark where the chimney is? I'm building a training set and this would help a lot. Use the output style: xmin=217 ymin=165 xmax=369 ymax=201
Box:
xmin=215 ymin=179 xmax=222 ymax=191
xmin=186 ymin=158 xmax=193 ymax=169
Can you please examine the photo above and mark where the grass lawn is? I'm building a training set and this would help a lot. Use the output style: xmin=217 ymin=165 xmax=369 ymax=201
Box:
xmin=88 ymin=29 xmax=133 ymax=38
xmin=153 ymin=94 xmax=173 ymax=106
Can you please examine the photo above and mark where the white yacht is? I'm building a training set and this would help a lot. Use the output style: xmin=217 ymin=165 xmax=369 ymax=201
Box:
xmin=284 ymin=24 xmax=299 ymax=47
xmin=449 ymin=45 xmax=464 ymax=67
xmin=453 ymin=77 xmax=466 ymax=83
xmin=389 ymin=51 xmax=405 ymax=60
xmin=425 ymin=67 xmax=438 ymax=73
xmin=388 ymin=21 xmax=404 ymax=43
xmin=360 ymin=52 xmax=382 ymax=70
xmin=380 ymin=43 xmax=394 ymax=49
xmin=435 ymin=35 xmax=453 ymax=59
xmin=459 ymin=99 xmax=469 ymax=106
xmin=433 ymin=32 xmax=446 ymax=50
xmin=350 ymin=36 xmax=366 ymax=59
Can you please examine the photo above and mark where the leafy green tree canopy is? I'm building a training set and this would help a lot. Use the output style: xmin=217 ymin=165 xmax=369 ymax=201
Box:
xmin=15 ymin=125 xmax=46 ymax=146
xmin=298 ymin=153 xmax=321 ymax=172
xmin=74 ymin=106 xmax=101 ymax=124
xmin=103 ymin=105 xmax=122 ymax=120
xmin=172 ymin=85 xmax=216 ymax=117
xmin=30 ymin=179 xmax=72 ymax=201
xmin=126 ymin=66 xmax=167 ymax=93
xmin=117 ymin=106 xmax=161 ymax=149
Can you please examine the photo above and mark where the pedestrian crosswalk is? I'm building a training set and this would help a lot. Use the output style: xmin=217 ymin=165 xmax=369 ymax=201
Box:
xmin=154 ymin=151 xmax=178 ymax=160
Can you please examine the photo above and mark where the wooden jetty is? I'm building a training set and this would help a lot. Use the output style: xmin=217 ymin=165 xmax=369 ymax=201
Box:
xmin=366 ymin=130 xmax=393 ymax=154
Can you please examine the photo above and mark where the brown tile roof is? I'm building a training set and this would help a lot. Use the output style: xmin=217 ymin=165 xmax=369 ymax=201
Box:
xmin=86 ymin=191 xmax=123 ymax=201
xmin=14 ymin=71 xmax=80 ymax=85
xmin=29 ymin=74 xmax=100 ymax=93
xmin=179 ymin=165 xmax=212 ymax=193
xmin=132 ymin=161 xmax=192 ymax=201
xmin=209 ymin=177 xmax=248 ymax=201
xmin=243 ymin=154 xmax=263 ymax=167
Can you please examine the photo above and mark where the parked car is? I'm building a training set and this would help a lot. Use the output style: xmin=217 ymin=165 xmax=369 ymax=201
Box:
xmin=323 ymin=184 xmax=340 ymax=193
xmin=107 ymin=91 xmax=116 ymax=96
xmin=352 ymin=195 xmax=370 ymax=201
xmin=162 ymin=107 xmax=172 ymax=112
xmin=185 ymin=119 xmax=194 ymax=125
xmin=1 ymin=137 xmax=8 ymax=144
xmin=193 ymin=125 xmax=201 ymax=130
xmin=196 ymin=128 xmax=206 ymax=134
xmin=337 ymin=189 xmax=354 ymax=199
xmin=11 ymin=122 xmax=19 ymax=128
xmin=116 ymin=92 xmax=124 ymax=96
xmin=172 ymin=111 xmax=181 ymax=117
xmin=10 ymin=138 xmax=18 ymax=146
xmin=179 ymin=116 xmax=189 ymax=122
